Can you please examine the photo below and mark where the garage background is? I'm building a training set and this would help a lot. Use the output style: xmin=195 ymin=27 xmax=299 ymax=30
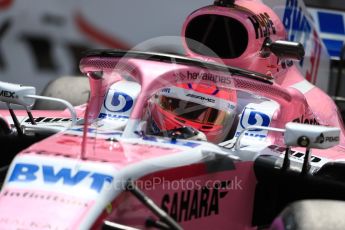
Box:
xmin=0 ymin=0 xmax=344 ymax=109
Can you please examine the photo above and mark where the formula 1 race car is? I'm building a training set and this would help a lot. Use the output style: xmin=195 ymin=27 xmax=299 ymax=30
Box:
xmin=0 ymin=49 xmax=344 ymax=230
xmin=0 ymin=1 xmax=345 ymax=230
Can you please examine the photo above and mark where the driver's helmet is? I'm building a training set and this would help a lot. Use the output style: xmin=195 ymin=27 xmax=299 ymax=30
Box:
xmin=147 ymin=83 xmax=237 ymax=143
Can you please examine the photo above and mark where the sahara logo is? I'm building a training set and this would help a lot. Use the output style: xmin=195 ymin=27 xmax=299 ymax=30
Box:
xmin=9 ymin=163 xmax=113 ymax=193
xmin=161 ymin=180 xmax=230 ymax=222
xmin=240 ymin=109 xmax=270 ymax=131
xmin=104 ymin=90 xmax=133 ymax=113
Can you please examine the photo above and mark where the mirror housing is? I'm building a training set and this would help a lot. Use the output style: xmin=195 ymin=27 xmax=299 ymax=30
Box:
xmin=284 ymin=122 xmax=340 ymax=149
xmin=0 ymin=81 xmax=36 ymax=107
xmin=262 ymin=39 xmax=305 ymax=61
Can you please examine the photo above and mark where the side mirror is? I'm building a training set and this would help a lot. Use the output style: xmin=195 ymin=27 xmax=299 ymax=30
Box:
xmin=262 ymin=39 xmax=305 ymax=61
xmin=233 ymin=122 xmax=340 ymax=174
xmin=284 ymin=122 xmax=340 ymax=174
xmin=0 ymin=81 xmax=35 ymax=107
xmin=284 ymin=122 xmax=340 ymax=149
xmin=0 ymin=81 xmax=77 ymax=134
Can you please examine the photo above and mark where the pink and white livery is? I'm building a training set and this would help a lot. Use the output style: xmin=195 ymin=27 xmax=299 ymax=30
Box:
xmin=0 ymin=1 xmax=344 ymax=230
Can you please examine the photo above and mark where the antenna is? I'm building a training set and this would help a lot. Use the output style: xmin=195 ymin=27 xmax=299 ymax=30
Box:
xmin=214 ymin=0 xmax=235 ymax=7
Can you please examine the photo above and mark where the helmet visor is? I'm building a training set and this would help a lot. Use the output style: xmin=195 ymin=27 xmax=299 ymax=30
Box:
xmin=158 ymin=95 xmax=229 ymax=125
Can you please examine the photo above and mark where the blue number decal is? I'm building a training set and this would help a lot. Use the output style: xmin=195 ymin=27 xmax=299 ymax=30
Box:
xmin=104 ymin=90 xmax=133 ymax=113
xmin=240 ymin=109 xmax=270 ymax=131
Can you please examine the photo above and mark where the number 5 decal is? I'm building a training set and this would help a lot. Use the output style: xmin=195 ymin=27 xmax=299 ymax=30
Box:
xmin=104 ymin=90 xmax=133 ymax=112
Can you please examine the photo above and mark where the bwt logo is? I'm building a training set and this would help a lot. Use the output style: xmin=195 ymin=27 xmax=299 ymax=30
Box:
xmin=161 ymin=88 xmax=171 ymax=93
xmin=9 ymin=163 xmax=113 ymax=193
xmin=104 ymin=90 xmax=133 ymax=113
xmin=240 ymin=109 xmax=270 ymax=131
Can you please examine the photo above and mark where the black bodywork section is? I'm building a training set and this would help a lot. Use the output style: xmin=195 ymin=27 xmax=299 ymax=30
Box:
xmin=0 ymin=133 xmax=50 ymax=181
xmin=253 ymin=155 xmax=345 ymax=227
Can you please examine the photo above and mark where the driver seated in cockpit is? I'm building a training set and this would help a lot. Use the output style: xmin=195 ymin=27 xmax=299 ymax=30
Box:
xmin=144 ymin=83 xmax=238 ymax=144
xmin=98 ymin=79 xmax=279 ymax=146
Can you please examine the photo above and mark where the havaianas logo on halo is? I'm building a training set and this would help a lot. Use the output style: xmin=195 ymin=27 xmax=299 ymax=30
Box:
xmin=174 ymin=71 xmax=232 ymax=85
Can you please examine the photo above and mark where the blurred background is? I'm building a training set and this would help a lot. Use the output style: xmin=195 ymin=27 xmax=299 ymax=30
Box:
xmin=1 ymin=0 xmax=345 ymax=109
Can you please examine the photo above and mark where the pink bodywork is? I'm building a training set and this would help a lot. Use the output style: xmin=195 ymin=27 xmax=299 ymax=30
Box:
xmin=181 ymin=0 xmax=345 ymax=157
xmin=103 ymin=161 xmax=256 ymax=230
xmin=0 ymin=188 xmax=94 ymax=229
xmin=181 ymin=0 xmax=286 ymax=77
